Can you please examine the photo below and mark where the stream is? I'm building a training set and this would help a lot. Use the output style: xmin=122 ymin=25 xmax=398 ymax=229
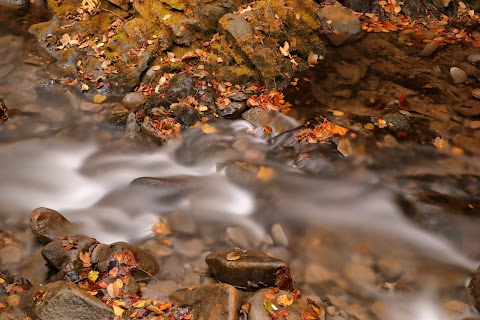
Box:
xmin=1 ymin=3 xmax=480 ymax=320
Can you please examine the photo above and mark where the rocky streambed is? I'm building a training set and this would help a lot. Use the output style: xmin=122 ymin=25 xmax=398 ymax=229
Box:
xmin=2 ymin=0 xmax=480 ymax=320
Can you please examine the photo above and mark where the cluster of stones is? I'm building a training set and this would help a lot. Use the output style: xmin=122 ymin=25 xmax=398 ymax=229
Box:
xmin=0 ymin=207 xmax=328 ymax=319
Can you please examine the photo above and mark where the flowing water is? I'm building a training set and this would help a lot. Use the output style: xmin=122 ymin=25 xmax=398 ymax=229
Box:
xmin=1 ymin=4 xmax=480 ymax=320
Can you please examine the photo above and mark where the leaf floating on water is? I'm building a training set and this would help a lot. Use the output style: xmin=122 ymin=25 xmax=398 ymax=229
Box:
xmin=201 ymin=123 xmax=216 ymax=134
xmin=93 ymin=94 xmax=107 ymax=104
xmin=300 ymin=311 xmax=316 ymax=319
xmin=276 ymin=294 xmax=293 ymax=306
xmin=226 ymin=252 xmax=240 ymax=261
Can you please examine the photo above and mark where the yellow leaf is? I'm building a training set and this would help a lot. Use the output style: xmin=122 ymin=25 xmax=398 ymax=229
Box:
xmin=112 ymin=305 xmax=125 ymax=317
xmin=257 ymin=166 xmax=275 ymax=182
xmin=276 ymin=294 xmax=293 ymax=306
xmin=114 ymin=278 xmax=124 ymax=289
xmin=226 ymin=252 xmax=240 ymax=261
xmin=201 ymin=124 xmax=216 ymax=134
xmin=93 ymin=94 xmax=106 ymax=104
xmin=88 ymin=270 xmax=99 ymax=282
xmin=132 ymin=300 xmax=148 ymax=308
xmin=6 ymin=294 xmax=19 ymax=307
xmin=81 ymin=83 xmax=89 ymax=91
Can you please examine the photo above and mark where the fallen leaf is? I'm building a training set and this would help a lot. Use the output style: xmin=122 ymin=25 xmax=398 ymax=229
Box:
xmin=88 ymin=270 xmax=99 ymax=282
xmin=226 ymin=252 xmax=240 ymax=261
xmin=276 ymin=294 xmax=293 ymax=306
xmin=112 ymin=305 xmax=125 ymax=317
xmin=93 ymin=94 xmax=107 ymax=104
xmin=257 ymin=166 xmax=275 ymax=182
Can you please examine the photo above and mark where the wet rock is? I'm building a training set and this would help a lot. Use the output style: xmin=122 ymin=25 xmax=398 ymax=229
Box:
xmin=30 ymin=207 xmax=73 ymax=244
xmin=468 ymin=53 xmax=480 ymax=66
xmin=20 ymin=250 xmax=50 ymax=285
xmin=225 ymin=226 xmax=261 ymax=249
xmin=101 ymin=110 xmax=130 ymax=129
xmin=472 ymin=88 xmax=480 ymax=99
xmin=333 ymin=62 xmax=367 ymax=84
xmin=242 ymin=107 xmax=300 ymax=135
xmin=317 ymin=3 xmax=363 ymax=46
xmin=169 ymin=283 xmax=243 ymax=320
xmin=443 ymin=300 xmax=470 ymax=316
xmin=123 ymin=92 xmax=145 ymax=109
xmin=0 ymin=243 xmax=23 ymax=265
xmin=141 ymin=116 xmax=168 ymax=145
xmin=247 ymin=288 xmax=326 ymax=320
xmin=92 ymin=241 xmax=159 ymax=278
xmin=165 ymin=74 xmax=196 ymax=103
xmin=205 ymin=249 xmax=292 ymax=289
xmin=80 ymin=102 xmax=103 ymax=113
xmin=218 ymin=101 xmax=246 ymax=119
xmin=419 ymin=42 xmax=439 ymax=57
xmin=20 ymin=280 xmax=114 ymax=320
xmin=454 ymin=100 xmax=480 ymax=117
xmin=171 ymin=104 xmax=202 ymax=127
xmin=450 ymin=67 xmax=468 ymax=84
xmin=41 ymin=235 xmax=98 ymax=271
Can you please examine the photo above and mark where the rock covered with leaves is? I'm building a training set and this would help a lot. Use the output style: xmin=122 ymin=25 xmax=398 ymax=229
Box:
xmin=28 ymin=0 xmax=326 ymax=95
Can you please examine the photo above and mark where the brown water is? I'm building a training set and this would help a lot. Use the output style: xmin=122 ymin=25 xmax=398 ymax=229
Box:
xmin=1 ymin=4 xmax=480 ymax=320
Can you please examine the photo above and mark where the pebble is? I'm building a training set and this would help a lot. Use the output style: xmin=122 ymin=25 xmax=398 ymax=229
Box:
xmin=467 ymin=53 xmax=480 ymax=66
xmin=123 ymin=92 xmax=146 ymax=109
xmin=205 ymin=249 xmax=292 ymax=289
xmin=450 ymin=67 xmax=468 ymax=84
xmin=344 ymin=263 xmax=376 ymax=284
xmin=453 ymin=134 xmax=480 ymax=155
xmin=443 ymin=300 xmax=470 ymax=315
xmin=80 ymin=101 xmax=103 ymax=113
xmin=0 ymin=243 xmax=23 ymax=264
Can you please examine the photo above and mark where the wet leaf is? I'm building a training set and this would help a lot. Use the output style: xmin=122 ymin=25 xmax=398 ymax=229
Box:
xmin=132 ymin=299 xmax=147 ymax=308
xmin=257 ymin=166 xmax=275 ymax=182
xmin=300 ymin=311 xmax=316 ymax=319
xmin=88 ymin=270 xmax=99 ymax=282
xmin=364 ymin=123 xmax=375 ymax=130
xmin=264 ymin=299 xmax=278 ymax=311
xmin=112 ymin=305 xmax=125 ymax=317
xmin=308 ymin=298 xmax=325 ymax=318
xmin=337 ymin=137 xmax=352 ymax=157
xmin=106 ymin=282 xmax=120 ymax=298
xmin=265 ymin=293 xmax=276 ymax=300
xmin=276 ymin=294 xmax=293 ymax=306
xmin=93 ymin=94 xmax=107 ymax=104
xmin=6 ymin=294 xmax=19 ymax=307
xmin=81 ymin=83 xmax=89 ymax=91
xmin=226 ymin=252 xmax=240 ymax=261
xmin=201 ymin=124 xmax=216 ymax=134
xmin=79 ymin=251 xmax=92 ymax=268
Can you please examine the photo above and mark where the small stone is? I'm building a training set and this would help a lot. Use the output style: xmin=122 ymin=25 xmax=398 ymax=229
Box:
xmin=225 ymin=226 xmax=261 ymax=249
xmin=344 ymin=264 xmax=376 ymax=283
xmin=218 ymin=101 xmax=246 ymax=119
xmin=450 ymin=67 xmax=468 ymax=84
xmin=92 ymin=241 xmax=159 ymax=279
xmin=472 ymin=88 xmax=480 ymax=99
xmin=377 ymin=258 xmax=402 ymax=279
xmin=467 ymin=53 xmax=480 ymax=66
xmin=327 ymin=305 xmax=336 ymax=315
xmin=270 ymin=224 xmax=289 ymax=247
xmin=171 ymin=104 xmax=201 ymax=126
xmin=418 ymin=42 xmax=438 ymax=57
xmin=30 ymin=207 xmax=73 ymax=244
xmin=454 ymin=100 xmax=480 ymax=117
xmin=453 ymin=134 xmax=480 ymax=155
xmin=41 ymin=235 xmax=98 ymax=271
xmin=205 ymin=249 xmax=292 ymax=289
xmin=248 ymin=288 xmax=326 ymax=319
xmin=169 ymin=283 xmax=243 ymax=320
xmin=304 ymin=263 xmax=337 ymax=284
xmin=80 ymin=102 xmax=103 ymax=113
xmin=122 ymin=92 xmax=145 ymax=109
xmin=20 ymin=280 xmax=114 ymax=320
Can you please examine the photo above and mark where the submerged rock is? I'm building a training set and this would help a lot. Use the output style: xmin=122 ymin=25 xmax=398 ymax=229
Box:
xmin=450 ymin=67 xmax=468 ymax=84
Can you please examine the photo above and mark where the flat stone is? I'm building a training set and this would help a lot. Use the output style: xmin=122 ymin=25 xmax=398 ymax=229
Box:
xmin=205 ymin=249 xmax=292 ymax=289
xmin=218 ymin=101 xmax=246 ymax=119
xmin=241 ymin=107 xmax=300 ymax=135
xmin=169 ymin=283 xmax=243 ymax=320
xmin=467 ymin=53 xmax=480 ymax=66
xmin=20 ymin=280 xmax=114 ymax=320
xmin=247 ymin=288 xmax=326 ymax=320
xmin=455 ymin=100 xmax=480 ymax=117
xmin=317 ymin=4 xmax=363 ymax=46
xmin=30 ymin=207 xmax=73 ymax=244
